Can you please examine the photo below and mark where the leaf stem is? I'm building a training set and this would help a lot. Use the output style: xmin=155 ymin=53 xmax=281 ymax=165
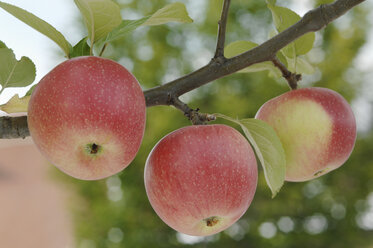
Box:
xmin=99 ymin=43 xmax=108 ymax=57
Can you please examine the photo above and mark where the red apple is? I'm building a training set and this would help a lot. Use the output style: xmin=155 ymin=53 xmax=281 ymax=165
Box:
xmin=255 ymin=87 xmax=356 ymax=182
xmin=28 ymin=56 xmax=146 ymax=180
xmin=144 ymin=124 xmax=258 ymax=236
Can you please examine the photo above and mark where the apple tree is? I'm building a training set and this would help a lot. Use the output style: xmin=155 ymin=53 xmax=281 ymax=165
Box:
xmin=0 ymin=0 xmax=372 ymax=247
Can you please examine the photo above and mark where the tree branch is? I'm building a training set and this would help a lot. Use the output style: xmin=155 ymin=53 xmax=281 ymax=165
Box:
xmin=145 ymin=0 xmax=365 ymax=106
xmin=0 ymin=116 xmax=29 ymax=139
xmin=0 ymin=0 xmax=366 ymax=139
xmin=214 ymin=0 xmax=231 ymax=59
xmin=170 ymin=97 xmax=216 ymax=125
xmin=271 ymin=57 xmax=302 ymax=90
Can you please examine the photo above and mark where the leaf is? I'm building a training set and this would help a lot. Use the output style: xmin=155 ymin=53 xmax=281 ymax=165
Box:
xmin=225 ymin=41 xmax=282 ymax=77
xmin=215 ymin=114 xmax=286 ymax=197
xmin=70 ymin=37 xmax=91 ymax=58
xmin=0 ymin=94 xmax=30 ymax=113
xmin=102 ymin=17 xmax=150 ymax=44
xmin=287 ymin=56 xmax=315 ymax=74
xmin=267 ymin=3 xmax=299 ymax=33
xmin=225 ymin=40 xmax=257 ymax=57
xmin=0 ymin=48 xmax=36 ymax=93
xmin=0 ymin=1 xmax=72 ymax=57
xmin=142 ymin=2 xmax=193 ymax=26
xmin=269 ymin=29 xmax=278 ymax=39
xmin=276 ymin=50 xmax=288 ymax=68
xmin=74 ymin=0 xmax=122 ymax=45
xmin=25 ymin=85 xmax=37 ymax=96
xmin=267 ymin=2 xmax=315 ymax=57
xmin=101 ymin=3 xmax=193 ymax=44
xmin=239 ymin=119 xmax=286 ymax=197
xmin=0 ymin=40 xmax=7 ymax=49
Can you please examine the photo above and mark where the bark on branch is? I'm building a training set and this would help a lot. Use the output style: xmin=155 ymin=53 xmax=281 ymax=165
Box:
xmin=0 ymin=116 xmax=29 ymax=139
xmin=0 ymin=0 xmax=366 ymax=139
xmin=271 ymin=57 xmax=302 ymax=90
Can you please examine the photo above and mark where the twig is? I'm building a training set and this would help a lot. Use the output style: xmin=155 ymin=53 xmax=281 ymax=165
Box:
xmin=0 ymin=0 xmax=366 ymax=139
xmin=99 ymin=43 xmax=108 ymax=57
xmin=214 ymin=0 xmax=231 ymax=59
xmin=171 ymin=97 xmax=216 ymax=125
xmin=271 ymin=57 xmax=302 ymax=90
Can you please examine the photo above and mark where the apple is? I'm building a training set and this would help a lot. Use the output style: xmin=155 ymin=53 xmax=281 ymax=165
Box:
xmin=255 ymin=87 xmax=356 ymax=182
xmin=144 ymin=124 xmax=258 ymax=236
xmin=27 ymin=56 xmax=146 ymax=180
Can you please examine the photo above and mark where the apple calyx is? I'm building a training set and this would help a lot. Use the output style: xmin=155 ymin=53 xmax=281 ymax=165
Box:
xmin=204 ymin=216 xmax=220 ymax=227
xmin=84 ymin=143 xmax=102 ymax=156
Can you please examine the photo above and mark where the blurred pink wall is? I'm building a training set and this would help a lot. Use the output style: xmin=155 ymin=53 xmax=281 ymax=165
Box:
xmin=0 ymin=138 xmax=74 ymax=248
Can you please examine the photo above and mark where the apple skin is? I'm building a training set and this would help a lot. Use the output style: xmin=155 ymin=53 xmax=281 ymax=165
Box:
xmin=255 ymin=87 xmax=356 ymax=182
xmin=28 ymin=56 xmax=146 ymax=180
xmin=144 ymin=124 xmax=258 ymax=236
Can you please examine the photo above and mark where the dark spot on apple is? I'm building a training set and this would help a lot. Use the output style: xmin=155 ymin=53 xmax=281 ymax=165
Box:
xmin=91 ymin=143 xmax=99 ymax=154
xmin=84 ymin=143 xmax=102 ymax=156
xmin=204 ymin=216 xmax=219 ymax=227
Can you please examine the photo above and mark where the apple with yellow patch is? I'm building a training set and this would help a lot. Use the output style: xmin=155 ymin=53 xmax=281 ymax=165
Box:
xmin=28 ymin=56 xmax=146 ymax=180
xmin=144 ymin=124 xmax=258 ymax=236
xmin=255 ymin=87 xmax=356 ymax=182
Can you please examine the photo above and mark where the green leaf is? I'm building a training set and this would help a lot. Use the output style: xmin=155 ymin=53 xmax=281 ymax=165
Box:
xmin=0 ymin=94 xmax=30 ymax=113
xmin=267 ymin=3 xmax=299 ymax=33
xmin=25 ymin=85 xmax=37 ymax=96
xmin=277 ymin=50 xmax=288 ymax=68
xmin=269 ymin=29 xmax=278 ymax=39
xmin=239 ymin=118 xmax=286 ymax=197
xmin=266 ymin=0 xmax=277 ymax=5
xmin=267 ymin=2 xmax=315 ymax=57
xmin=215 ymin=114 xmax=286 ymax=198
xmin=243 ymin=62 xmax=282 ymax=78
xmin=102 ymin=17 xmax=150 ymax=44
xmin=142 ymin=2 xmax=193 ymax=26
xmin=70 ymin=37 xmax=91 ymax=58
xmin=74 ymin=0 xmax=122 ymax=46
xmin=225 ymin=40 xmax=257 ymax=57
xmin=0 ymin=40 xmax=7 ymax=49
xmin=101 ymin=2 xmax=193 ymax=44
xmin=225 ymin=41 xmax=282 ymax=77
xmin=287 ymin=56 xmax=315 ymax=74
xmin=0 ymin=1 xmax=72 ymax=57
xmin=0 ymin=48 xmax=36 ymax=93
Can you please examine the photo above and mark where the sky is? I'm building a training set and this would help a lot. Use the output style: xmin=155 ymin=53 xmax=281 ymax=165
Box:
xmin=0 ymin=0 xmax=372 ymax=132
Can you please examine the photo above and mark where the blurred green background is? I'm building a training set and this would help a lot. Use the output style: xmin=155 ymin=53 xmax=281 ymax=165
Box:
xmin=55 ymin=0 xmax=373 ymax=247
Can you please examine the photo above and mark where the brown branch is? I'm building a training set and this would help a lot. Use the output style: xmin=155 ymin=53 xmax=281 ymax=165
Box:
xmin=214 ymin=0 xmax=231 ymax=59
xmin=0 ymin=0 xmax=366 ymax=139
xmin=0 ymin=116 xmax=29 ymax=139
xmin=170 ymin=97 xmax=216 ymax=125
xmin=271 ymin=57 xmax=302 ymax=90
xmin=145 ymin=0 xmax=365 ymax=106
